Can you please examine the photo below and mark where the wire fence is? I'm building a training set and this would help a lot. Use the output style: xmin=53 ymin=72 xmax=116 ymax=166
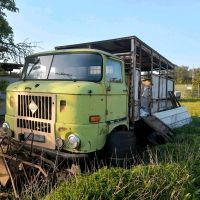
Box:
xmin=175 ymin=84 xmax=200 ymax=98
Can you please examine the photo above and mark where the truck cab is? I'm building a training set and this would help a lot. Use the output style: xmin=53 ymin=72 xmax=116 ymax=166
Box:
xmin=3 ymin=49 xmax=129 ymax=156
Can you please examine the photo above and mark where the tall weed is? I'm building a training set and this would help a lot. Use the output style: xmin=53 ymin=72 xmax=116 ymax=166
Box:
xmin=46 ymin=164 xmax=192 ymax=200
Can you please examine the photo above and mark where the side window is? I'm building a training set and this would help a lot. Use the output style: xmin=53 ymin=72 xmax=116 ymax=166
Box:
xmin=106 ymin=58 xmax=122 ymax=83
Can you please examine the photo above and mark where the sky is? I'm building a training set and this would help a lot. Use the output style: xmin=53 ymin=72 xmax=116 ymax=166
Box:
xmin=6 ymin=0 xmax=200 ymax=67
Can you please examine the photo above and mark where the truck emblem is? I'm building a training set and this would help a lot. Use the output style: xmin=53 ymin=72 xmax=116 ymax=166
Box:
xmin=29 ymin=100 xmax=38 ymax=114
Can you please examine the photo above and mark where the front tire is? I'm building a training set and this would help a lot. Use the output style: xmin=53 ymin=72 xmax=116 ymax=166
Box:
xmin=104 ymin=131 xmax=137 ymax=167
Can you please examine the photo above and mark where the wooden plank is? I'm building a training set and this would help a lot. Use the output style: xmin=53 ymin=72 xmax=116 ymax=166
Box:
xmin=171 ymin=92 xmax=181 ymax=107
xmin=141 ymin=115 xmax=174 ymax=140
xmin=168 ymin=91 xmax=177 ymax=108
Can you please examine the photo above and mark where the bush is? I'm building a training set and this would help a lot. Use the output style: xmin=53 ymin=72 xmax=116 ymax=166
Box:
xmin=45 ymin=119 xmax=200 ymax=200
xmin=3 ymin=100 xmax=200 ymax=199
xmin=46 ymin=163 xmax=192 ymax=200
xmin=0 ymin=80 xmax=9 ymax=92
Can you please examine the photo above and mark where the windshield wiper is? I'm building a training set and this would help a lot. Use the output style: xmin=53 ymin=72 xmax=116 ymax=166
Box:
xmin=27 ymin=58 xmax=40 ymax=76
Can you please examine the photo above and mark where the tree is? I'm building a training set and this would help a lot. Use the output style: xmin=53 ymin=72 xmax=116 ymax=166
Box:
xmin=175 ymin=65 xmax=192 ymax=84
xmin=0 ymin=80 xmax=9 ymax=92
xmin=0 ymin=0 xmax=37 ymax=63
xmin=192 ymin=68 xmax=200 ymax=97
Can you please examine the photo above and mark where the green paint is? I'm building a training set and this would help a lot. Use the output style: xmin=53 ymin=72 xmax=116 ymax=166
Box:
xmin=5 ymin=49 xmax=128 ymax=153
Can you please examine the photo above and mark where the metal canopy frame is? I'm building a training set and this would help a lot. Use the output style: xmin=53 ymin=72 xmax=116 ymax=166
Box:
xmin=55 ymin=36 xmax=175 ymax=71
xmin=55 ymin=36 xmax=175 ymax=122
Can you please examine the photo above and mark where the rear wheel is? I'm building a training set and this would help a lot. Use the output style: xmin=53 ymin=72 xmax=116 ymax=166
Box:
xmin=104 ymin=131 xmax=137 ymax=167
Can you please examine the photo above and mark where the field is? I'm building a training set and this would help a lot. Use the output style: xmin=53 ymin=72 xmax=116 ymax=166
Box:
xmin=0 ymin=100 xmax=200 ymax=199
xmin=175 ymin=84 xmax=193 ymax=98
xmin=45 ymin=100 xmax=200 ymax=200
xmin=180 ymin=99 xmax=200 ymax=116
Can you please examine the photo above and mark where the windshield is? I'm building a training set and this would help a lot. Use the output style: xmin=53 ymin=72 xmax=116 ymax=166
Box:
xmin=23 ymin=53 xmax=102 ymax=82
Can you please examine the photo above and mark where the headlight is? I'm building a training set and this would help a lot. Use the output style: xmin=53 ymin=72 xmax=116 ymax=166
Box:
xmin=2 ymin=122 xmax=10 ymax=133
xmin=66 ymin=134 xmax=80 ymax=149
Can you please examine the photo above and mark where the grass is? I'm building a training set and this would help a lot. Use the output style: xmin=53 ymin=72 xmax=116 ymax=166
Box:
xmin=45 ymin=122 xmax=200 ymax=200
xmin=1 ymin=99 xmax=200 ymax=199
xmin=180 ymin=99 xmax=200 ymax=116
xmin=45 ymin=164 xmax=192 ymax=200
xmin=44 ymin=100 xmax=200 ymax=200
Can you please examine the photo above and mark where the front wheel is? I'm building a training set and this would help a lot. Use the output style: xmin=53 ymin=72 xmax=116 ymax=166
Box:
xmin=104 ymin=131 xmax=137 ymax=167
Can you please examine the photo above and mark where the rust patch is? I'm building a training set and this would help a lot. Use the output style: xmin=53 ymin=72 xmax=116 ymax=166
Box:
xmin=58 ymin=127 xmax=68 ymax=132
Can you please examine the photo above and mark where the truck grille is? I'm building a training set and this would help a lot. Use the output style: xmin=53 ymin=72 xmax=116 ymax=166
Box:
xmin=16 ymin=94 xmax=56 ymax=134
xmin=18 ymin=94 xmax=53 ymax=120
xmin=17 ymin=119 xmax=51 ymax=133
xmin=15 ymin=93 xmax=56 ymax=148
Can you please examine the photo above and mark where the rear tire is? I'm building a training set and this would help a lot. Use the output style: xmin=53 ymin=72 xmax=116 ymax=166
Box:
xmin=104 ymin=131 xmax=137 ymax=167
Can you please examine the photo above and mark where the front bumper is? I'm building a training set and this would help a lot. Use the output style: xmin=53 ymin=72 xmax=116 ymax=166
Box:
xmin=23 ymin=142 xmax=89 ymax=160
xmin=1 ymin=136 xmax=89 ymax=161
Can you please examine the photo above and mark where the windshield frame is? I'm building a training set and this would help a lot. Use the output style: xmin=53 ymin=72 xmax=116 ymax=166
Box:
xmin=22 ymin=52 xmax=103 ymax=83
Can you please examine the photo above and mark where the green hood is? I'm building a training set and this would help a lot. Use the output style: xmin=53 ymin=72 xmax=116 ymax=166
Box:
xmin=7 ymin=80 xmax=105 ymax=95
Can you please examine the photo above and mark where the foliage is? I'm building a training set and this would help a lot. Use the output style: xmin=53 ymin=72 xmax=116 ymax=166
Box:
xmin=0 ymin=0 xmax=37 ymax=63
xmin=0 ymin=0 xmax=18 ymax=39
xmin=1 ymin=100 xmax=200 ymax=199
xmin=0 ymin=0 xmax=18 ymax=50
xmin=175 ymin=84 xmax=193 ymax=98
xmin=0 ymin=80 xmax=9 ymax=92
xmin=174 ymin=65 xmax=200 ymax=87
xmin=45 ymin=100 xmax=200 ymax=200
xmin=192 ymin=68 xmax=200 ymax=97
xmin=192 ymin=68 xmax=200 ymax=85
xmin=46 ymin=164 xmax=192 ymax=200
xmin=175 ymin=65 xmax=192 ymax=84
xmin=0 ymin=0 xmax=18 ymax=14
xmin=46 ymin=122 xmax=200 ymax=200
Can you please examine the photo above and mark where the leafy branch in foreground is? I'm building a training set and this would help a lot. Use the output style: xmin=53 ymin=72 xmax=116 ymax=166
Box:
xmin=0 ymin=0 xmax=38 ymax=63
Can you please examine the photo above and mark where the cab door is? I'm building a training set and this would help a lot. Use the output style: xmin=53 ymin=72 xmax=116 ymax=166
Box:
xmin=105 ymin=57 xmax=128 ymax=122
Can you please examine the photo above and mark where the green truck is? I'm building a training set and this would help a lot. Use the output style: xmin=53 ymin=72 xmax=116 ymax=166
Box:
xmin=1 ymin=36 xmax=191 ymax=166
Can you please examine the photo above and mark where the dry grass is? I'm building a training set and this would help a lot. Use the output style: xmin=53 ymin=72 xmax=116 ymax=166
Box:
xmin=1 ymin=99 xmax=200 ymax=199
xmin=44 ymin=100 xmax=200 ymax=200
xmin=180 ymin=98 xmax=200 ymax=116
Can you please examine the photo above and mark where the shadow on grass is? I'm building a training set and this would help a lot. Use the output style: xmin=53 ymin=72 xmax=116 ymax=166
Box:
xmin=180 ymin=98 xmax=200 ymax=102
